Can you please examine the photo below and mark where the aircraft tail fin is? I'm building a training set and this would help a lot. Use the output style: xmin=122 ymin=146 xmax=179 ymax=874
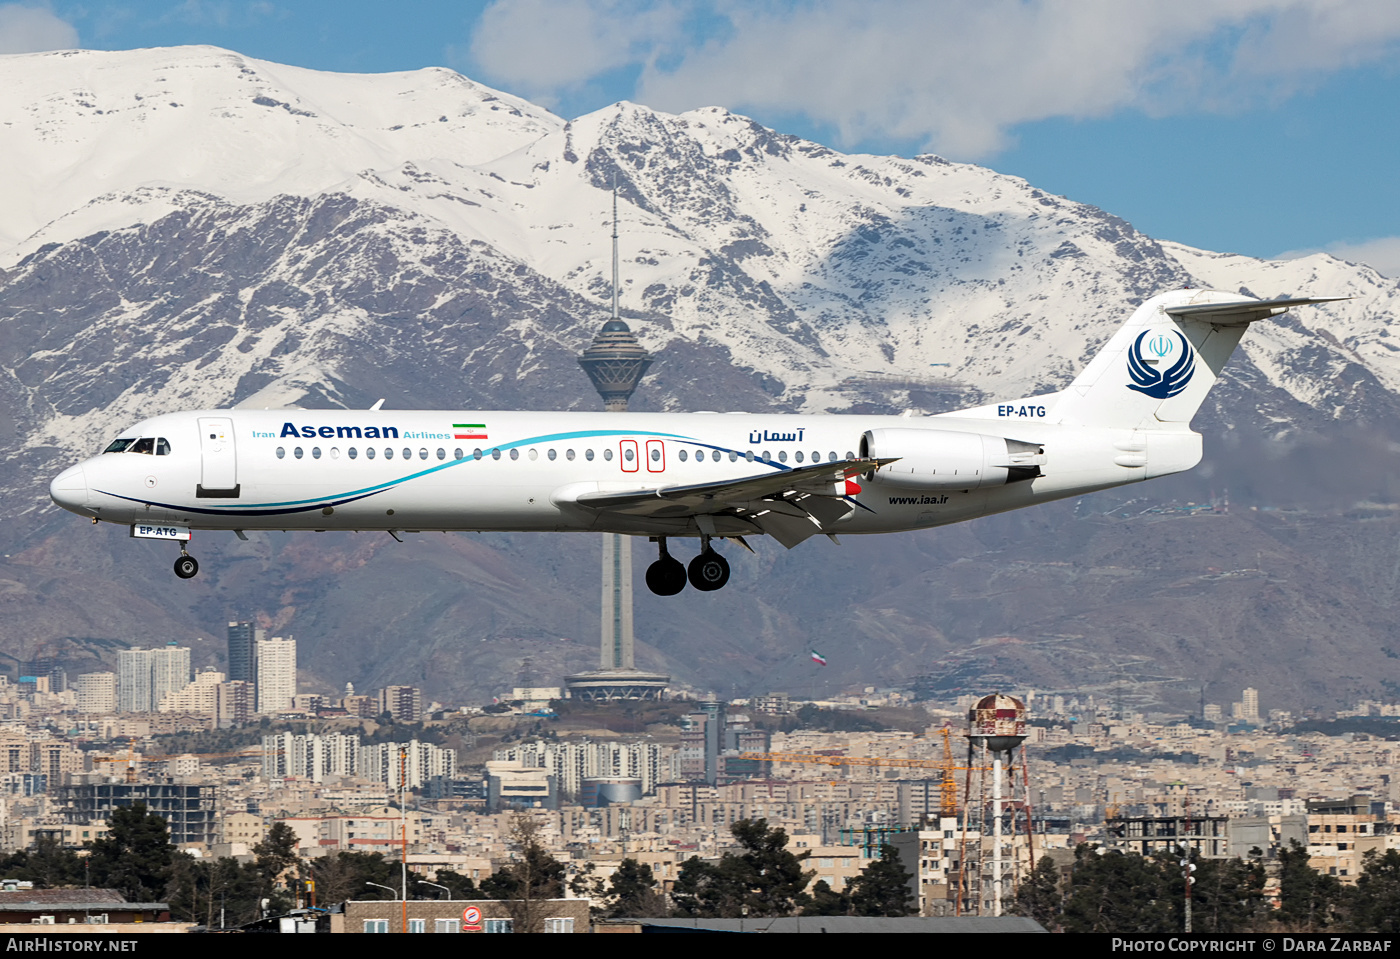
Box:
xmin=1043 ymin=292 xmax=1347 ymax=430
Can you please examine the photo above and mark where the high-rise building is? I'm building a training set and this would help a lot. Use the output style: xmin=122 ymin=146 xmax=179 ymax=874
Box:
xmin=379 ymin=686 xmax=422 ymax=723
xmin=117 ymin=644 xmax=191 ymax=713
xmin=74 ymin=672 xmax=116 ymax=714
xmin=1242 ymin=687 xmax=1260 ymax=722
xmin=159 ymin=669 xmax=225 ymax=714
xmin=216 ymin=680 xmax=254 ymax=728
xmin=116 ymin=649 xmax=152 ymax=713
xmin=255 ymin=636 xmax=296 ymax=715
xmin=150 ymin=642 xmax=191 ymax=709
xmin=359 ymin=740 xmax=457 ymax=790
xmin=262 ymin=731 xmax=361 ymax=782
xmin=227 ymin=622 xmax=262 ymax=684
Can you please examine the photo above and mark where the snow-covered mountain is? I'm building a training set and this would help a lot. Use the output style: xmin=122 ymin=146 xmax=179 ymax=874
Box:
xmin=5 ymin=46 xmax=1398 ymax=433
xmin=3 ymin=46 xmax=1400 ymax=709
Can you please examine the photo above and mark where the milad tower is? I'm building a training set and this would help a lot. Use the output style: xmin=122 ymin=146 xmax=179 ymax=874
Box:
xmin=565 ymin=189 xmax=671 ymax=702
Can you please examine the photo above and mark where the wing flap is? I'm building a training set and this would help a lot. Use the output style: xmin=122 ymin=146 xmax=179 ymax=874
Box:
xmin=571 ymin=457 xmax=889 ymax=513
xmin=561 ymin=456 xmax=889 ymax=547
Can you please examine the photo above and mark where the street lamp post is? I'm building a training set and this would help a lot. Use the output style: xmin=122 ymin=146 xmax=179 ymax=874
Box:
xmin=418 ymin=880 xmax=450 ymax=901
xmin=366 ymin=882 xmax=402 ymax=933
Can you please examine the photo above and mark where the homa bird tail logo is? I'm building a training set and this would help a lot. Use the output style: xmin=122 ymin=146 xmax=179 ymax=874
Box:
xmin=1126 ymin=330 xmax=1195 ymax=399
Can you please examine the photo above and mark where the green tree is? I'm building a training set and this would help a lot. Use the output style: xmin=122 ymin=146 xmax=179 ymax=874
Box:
xmin=1344 ymin=849 xmax=1400 ymax=933
xmin=1188 ymin=855 xmax=1266 ymax=933
xmin=432 ymin=868 xmax=488 ymax=900
xmin=483 ymin=813 xmax=566 ymax=933
xmin=308 ymin=851 xmax=425 ymax=908
xmin=671 ymin=819 xmax=813 ymax=918
xmin=801 ymin=879 xmax=850 ymax=916
xmin=1061 ymin=845 xmax=1175 ymax=934
xmin=86 ymin=803 xmax=176 ymax=903
xmin=1276 ymin=840 xmax=1341 ymax=931
xmin=253 ymin=821 xmax=302 ymax=913
xmin=1014 ymin=855 xmax=1063 ymax=931
xmin=845 ymin=844 xmax=915 ymax=917
xmin=602 ymin=858 xmax=667 ymax=918
xmin=0 ymin=836 xmax=84 ymax=889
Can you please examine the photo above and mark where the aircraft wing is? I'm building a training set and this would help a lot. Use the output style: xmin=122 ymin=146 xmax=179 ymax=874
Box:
xmin=1165 ymin=295 xmax=1350 ymax=326
xmin=564 ymin=457 xmax=894 ymax=548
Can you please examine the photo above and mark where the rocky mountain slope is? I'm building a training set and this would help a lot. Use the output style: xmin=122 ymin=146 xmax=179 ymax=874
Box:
xmin=2 ymin=46 xmax=1399 ymax=712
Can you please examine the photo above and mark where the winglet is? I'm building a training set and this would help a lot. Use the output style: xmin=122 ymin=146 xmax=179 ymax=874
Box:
xmin=369 ymin=399 xmax=386 ymax=411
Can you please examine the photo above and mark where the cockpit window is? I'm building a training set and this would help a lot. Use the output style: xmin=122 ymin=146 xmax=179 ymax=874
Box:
xmin=129 ymin=438 xmax=155 ymax=455
xmin=104 ymin=438 xmax=135 ymax=454
xmin=155 ymin=438 xmax=171 ymax=456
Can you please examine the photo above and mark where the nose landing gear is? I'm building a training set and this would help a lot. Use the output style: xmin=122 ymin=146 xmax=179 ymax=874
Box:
xmin=173 ymin=546 xmax=199 ymax=580
xmin=645 ymin=538 xmax=687 ymax=596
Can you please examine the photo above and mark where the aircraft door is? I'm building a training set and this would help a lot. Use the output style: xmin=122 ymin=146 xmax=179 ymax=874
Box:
xmin=645 ymin=439 xmax=665 ymax=473
xmin=620 ymin=439 xmax=639 ymax=473
xmin=197 ymin=416 xmax=239 ymax=495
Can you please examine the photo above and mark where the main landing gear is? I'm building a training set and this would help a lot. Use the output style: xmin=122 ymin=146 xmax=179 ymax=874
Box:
xmin=646 ymin=536 xmax=730 ymax=595
xmin=173 ymin=545 xmax=199 ymax=580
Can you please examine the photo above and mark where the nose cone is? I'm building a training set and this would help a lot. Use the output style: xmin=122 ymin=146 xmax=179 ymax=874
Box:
xmin=49 ymin=464 xmax=90 ymax=515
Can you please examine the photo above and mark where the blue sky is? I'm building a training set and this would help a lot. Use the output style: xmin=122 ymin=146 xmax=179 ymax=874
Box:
xmin=6 ymin=0 xmax=1400 ymax=273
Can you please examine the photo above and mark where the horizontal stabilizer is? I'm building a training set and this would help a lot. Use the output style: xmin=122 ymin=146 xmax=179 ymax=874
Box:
xmin=1165 ymin=296 xmax=1350 ymax=326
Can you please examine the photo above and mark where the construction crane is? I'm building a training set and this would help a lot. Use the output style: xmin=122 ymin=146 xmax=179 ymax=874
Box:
xmin=739 ymin=751 xmax=946 ymax=771
xmin=739 ymin=746 xmax=989 ymax=814
xmin=940 ymin=727 xmax=959 ymax=817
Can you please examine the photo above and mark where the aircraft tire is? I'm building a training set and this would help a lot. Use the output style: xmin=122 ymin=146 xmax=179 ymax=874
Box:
xmin=687 ymin=550 xmax=730 ymax=591
xmin=646 ymin=557 xmax=687 ymax=596
xmin=174 ymin=556 xmax=199 ymax=579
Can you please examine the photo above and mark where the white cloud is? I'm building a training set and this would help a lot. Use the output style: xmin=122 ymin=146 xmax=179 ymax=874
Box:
xmin=469 ymin=0 xmax=688 ymax=96
xmin=1280 ymin=238 xmax=1400 ymax=279
xmin=466 ymin=0 xmax=1400 ymax=158
xmin=0 ymin=3 xmax=78 ymax=54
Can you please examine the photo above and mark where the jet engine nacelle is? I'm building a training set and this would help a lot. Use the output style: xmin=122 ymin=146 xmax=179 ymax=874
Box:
xmin=861 ymin=428 xmax=1043 ymax=491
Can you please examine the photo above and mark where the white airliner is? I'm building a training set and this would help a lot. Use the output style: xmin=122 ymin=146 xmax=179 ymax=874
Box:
xmin=49 ymin=289 xmax=1343 ymax=593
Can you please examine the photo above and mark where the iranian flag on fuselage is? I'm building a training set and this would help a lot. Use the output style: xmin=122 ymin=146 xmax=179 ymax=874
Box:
xmin=454 ymin=423 xmax=487 ymax=440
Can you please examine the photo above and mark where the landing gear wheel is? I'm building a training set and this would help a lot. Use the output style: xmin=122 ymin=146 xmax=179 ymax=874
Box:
xmin=646 ymin=557 xmax=687 ymax=595
xmin=688 ymin=549 xmax=730 ymax=591
xmin=173 ymin=555 xmax=199 ymax=580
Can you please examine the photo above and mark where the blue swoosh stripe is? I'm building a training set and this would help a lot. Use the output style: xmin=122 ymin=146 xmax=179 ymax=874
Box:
xmin=106 ymin=428 xmax=797 ymax=517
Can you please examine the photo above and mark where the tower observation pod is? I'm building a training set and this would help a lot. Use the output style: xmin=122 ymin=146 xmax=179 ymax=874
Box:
xmin=959 ymin=693 xmax=1034 ymax=918
xmin=563 ymin=184 xmax=670 ymax=701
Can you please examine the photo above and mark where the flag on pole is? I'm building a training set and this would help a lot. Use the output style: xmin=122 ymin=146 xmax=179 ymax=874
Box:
xmin=810 ymin=649 xmax=828 ymax=666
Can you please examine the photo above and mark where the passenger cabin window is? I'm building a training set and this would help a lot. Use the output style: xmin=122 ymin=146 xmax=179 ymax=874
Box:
xmin=103 ymin=438 xmax=135 ymax=453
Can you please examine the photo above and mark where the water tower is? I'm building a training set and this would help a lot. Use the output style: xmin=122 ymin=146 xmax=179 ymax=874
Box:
xmin=958 ymin=693 xmax=1034 ymax=917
